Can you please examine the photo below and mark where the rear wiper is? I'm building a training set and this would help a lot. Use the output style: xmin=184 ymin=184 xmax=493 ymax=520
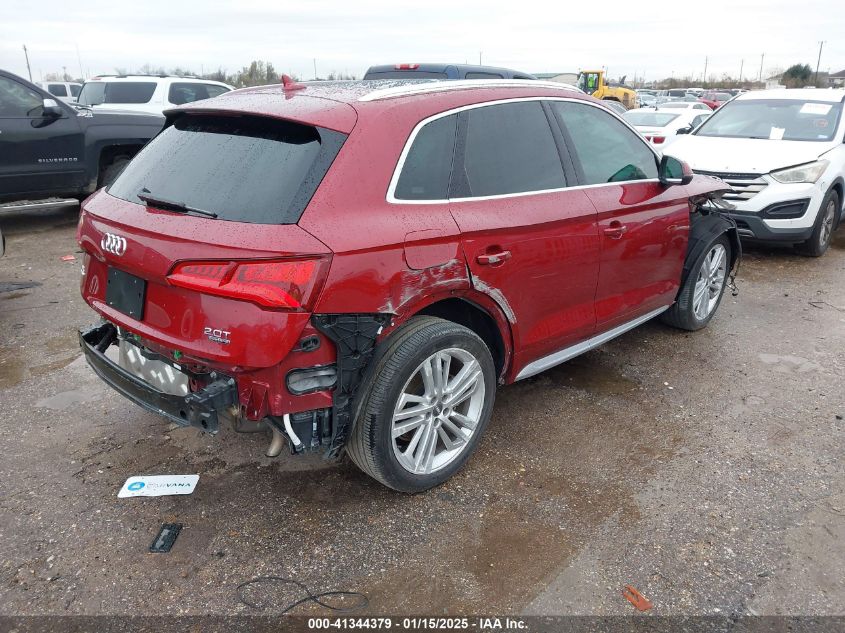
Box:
xmin=137 ymin=189 xmax=218 ymax=218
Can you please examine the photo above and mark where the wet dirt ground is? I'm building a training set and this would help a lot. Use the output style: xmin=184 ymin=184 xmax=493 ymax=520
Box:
xmin=0 ymin=205 xmax=843 ymax=617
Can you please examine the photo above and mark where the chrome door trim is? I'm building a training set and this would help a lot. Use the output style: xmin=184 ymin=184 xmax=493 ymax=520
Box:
xmin=514 ymin=306 xmax=670 ymax=380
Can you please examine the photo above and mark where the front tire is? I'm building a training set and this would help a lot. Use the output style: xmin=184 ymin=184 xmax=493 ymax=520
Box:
xmin=347 ymin=317 xmax=496 ymax=493
xmin=662 ymin=235 xmax=731 ymax=331
xmin=795 ymin=189 xmax=839 ymax=257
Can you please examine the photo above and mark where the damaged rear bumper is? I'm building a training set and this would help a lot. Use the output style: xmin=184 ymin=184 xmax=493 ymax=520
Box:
xmin=79 ymin=323 xmax=237 ymax=433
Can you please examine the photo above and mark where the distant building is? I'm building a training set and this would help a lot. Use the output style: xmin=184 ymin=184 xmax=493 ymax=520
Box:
xmin=534 ymin=72 xmax=578 ymax=85
xmin=765 ymin=74 xmax=786 ymax=90
xmin=829 ymin=69 xmax=845 ymax=87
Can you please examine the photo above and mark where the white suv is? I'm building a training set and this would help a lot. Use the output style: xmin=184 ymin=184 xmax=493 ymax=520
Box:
xmin=76 ymin=75 xmax=232 ymax=115
xmin=666 ymin=88 xmax=845 ymax=256
xmin=36 ymin=81 xmax=82 ymax=102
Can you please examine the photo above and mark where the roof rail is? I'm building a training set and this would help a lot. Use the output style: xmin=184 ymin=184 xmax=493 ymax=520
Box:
xmin=359 ymin=79 xmax=583 ymax=102
xmin=90 ymin=74 xmax=203 ymax=79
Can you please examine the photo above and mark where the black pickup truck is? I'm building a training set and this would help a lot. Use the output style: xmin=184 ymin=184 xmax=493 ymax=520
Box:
xmin=0 ymin=69 xmax=164 ymax=204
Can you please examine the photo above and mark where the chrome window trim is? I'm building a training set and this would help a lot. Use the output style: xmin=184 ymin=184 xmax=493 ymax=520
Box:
xmin=515 ymin=306 xmax=670 ymax=380
xmin=386 ymin=96 xmax=662 ymax=205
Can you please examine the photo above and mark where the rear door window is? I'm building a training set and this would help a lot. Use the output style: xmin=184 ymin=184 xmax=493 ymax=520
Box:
xmin=47 ymin=84 xmax=68 ymax=97
xmin=105 ymin=82 xmax=157 ymax=103
xmin=394 ymin=114 xmax=457 ymax=200
xmin=70 ymin=84 xmax=81 ymax=97
xmin=459 ymin=101 xmax=566 ymax=197
xmin=79 ymin=81 xmax=156 ymax=105
xmin=551 ymin=101 xmax=658 ymax=185
xmin=108 ymin=114 xmax=346 ymax=224
xmin=168 ymin=82 xmax=230 ymax=105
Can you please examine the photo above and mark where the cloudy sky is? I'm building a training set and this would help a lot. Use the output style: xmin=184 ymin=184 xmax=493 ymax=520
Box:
xmin=1 ymin=0 xmax=843 ymax=83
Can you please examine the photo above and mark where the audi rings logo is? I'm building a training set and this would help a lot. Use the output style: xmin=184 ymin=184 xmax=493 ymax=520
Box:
xmin=101 ymin=233 xmax=127 ymax=256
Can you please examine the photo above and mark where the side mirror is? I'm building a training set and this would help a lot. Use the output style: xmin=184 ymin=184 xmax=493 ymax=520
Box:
xmin=42 ymin=98 xmax=63 ymax=118
xmin=676 ymin=125 xmax=693 ymax=135
xmin=659 ymin=155 xmax=693 ymax=186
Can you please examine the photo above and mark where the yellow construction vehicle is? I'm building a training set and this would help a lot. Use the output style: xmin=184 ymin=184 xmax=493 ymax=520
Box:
xmin=577 ymin=70 xmax=638 ymax=110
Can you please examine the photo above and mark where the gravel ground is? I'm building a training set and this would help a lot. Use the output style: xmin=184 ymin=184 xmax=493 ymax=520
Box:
xmin=0 ymin=204 xmax=843 ymax=618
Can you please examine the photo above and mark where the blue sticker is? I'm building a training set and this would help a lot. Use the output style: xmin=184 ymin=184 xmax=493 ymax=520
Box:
xmin=127 ymin=481 xmax=145 ymax=491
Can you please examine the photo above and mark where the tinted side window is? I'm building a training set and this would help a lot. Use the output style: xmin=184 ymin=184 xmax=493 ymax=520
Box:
xmin=105 ymin=82 xmax=157 ymax=103
xmin=395 ymin=114 xmax=457 ymax=201
xmin=0 ymin=76 xmax=43 ymax=117
xmin=465 ymin=72 xmax=503 ymax=79
xmin=462 ymin=102 xmax=565 ymax=196
xmin=168 ymin=82 xmax=229 ymax=105
xmin=551 ymin=101 xmax=657 ymax=185
xmin=70 ymin=84 xmax=81 ymax=97
xmin=48 ymin=84 xmax=68 ymax=97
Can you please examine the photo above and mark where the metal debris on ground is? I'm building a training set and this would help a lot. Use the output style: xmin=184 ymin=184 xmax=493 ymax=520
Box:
xmin=237 ymin=576 xmax=369 ymax=614
xmin=149 ymin=523 xmax=182 ymax=553
xmin=622 ymin=584 xmax=653 ymax=611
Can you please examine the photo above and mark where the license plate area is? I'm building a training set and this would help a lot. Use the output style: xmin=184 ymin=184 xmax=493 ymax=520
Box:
xmin=105 ymin=267 xmax=146 ymax=319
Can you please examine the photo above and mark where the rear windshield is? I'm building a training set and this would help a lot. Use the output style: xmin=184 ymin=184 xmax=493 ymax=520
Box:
xmin=624 ymin=112 xmax=680 ymax=127
xmin=108 ymin=115 xmax=346 ymax=224
xmin=78 ymin=81 xmax=157 ymax=105
xmin=695 ymin=99 xmax=843 ymax=142
xmin=364 ymin=71 xmax=448 ymax=79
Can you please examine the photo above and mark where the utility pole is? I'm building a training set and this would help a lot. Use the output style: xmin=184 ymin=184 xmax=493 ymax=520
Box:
xmin=758 ymin=53 xmax=764 ymax=82
xmin=703 ymin=56 xmax=708 ymax=86
xmin=313 ymin=58 xmax=317 ymax=80
xmin=479 ymin=51 xmax=482 ymax=65
xmin=22 ymin=44 xmax=32 ymax=81
xmin=76 ymin=43 xmax=84 ymax=79
xmin=739 ymin=59 xmax=744 ymax=83
xmin=815 ymin=41 xmax=825 ymax=86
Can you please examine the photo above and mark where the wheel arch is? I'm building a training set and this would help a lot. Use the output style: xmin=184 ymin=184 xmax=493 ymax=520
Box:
xmin=828 ymin=177 xmax=844 ymax=227
xmin=681 ymin=211 xmax=740 ymax=288
xmin=416 ymin=297 xmax=510 ymax=381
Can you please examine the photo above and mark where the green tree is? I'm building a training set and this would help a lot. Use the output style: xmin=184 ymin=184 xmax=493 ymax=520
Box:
xmin=782 ymin=64 xmax=812 ymax=88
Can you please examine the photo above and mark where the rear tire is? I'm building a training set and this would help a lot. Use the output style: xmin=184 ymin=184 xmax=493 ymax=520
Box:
xmin=347 ymin=317 xmax=496 ymax=493
xmin=98 ymin=156 xmax=131 ymax=189
xmin=661 ymin=234 xmax=731 ymax=331
xmin=795 ymin=190 xmax=838 ymax=258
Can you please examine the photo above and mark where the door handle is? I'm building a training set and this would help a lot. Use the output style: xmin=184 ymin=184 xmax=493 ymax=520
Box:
xmin=603 ymin=221 xmax=628 ymax=239
xmin=476 ymin=250 xmax=512 ymax=266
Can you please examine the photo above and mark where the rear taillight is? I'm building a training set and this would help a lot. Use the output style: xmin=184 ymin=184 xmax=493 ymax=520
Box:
xmin=651 ymin=136 xmax=666 ymax=144
xmin=394 ymin=63 xmax=420 ymax=70
xmin=167 ymin=258 xmax=329 ymax=310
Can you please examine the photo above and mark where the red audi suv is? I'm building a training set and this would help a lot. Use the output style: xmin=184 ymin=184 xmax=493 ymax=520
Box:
xmin=78 ymin=78 xmax=738 ymax=492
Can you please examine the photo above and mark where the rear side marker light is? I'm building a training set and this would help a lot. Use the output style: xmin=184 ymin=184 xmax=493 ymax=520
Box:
xmin=167 ymin=258 xmax=328 ymax=310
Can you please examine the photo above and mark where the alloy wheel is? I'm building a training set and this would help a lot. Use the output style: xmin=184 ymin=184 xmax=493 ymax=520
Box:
xmin=819 ymin=200 xmax=836 ymax=248
xmin=692 ymin=243 xmax=727 ymax=321
xmin=391 ymin=348 xmax=486 ymax=475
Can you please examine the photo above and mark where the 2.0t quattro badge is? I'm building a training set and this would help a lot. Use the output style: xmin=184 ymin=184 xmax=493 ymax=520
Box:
xmin=101 ymin=233 xmax=127 ymax=256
